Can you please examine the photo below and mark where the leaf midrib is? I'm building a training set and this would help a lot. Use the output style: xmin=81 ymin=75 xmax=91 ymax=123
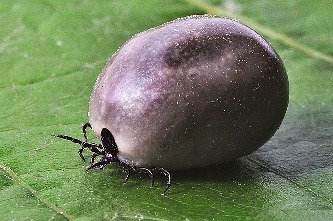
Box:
xmin=184 ymin=0 xmax=333 ymax=64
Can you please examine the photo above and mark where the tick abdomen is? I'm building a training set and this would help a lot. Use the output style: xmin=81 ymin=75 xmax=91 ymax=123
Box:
xmin=89 ymin=15 xmax=288 ymax=170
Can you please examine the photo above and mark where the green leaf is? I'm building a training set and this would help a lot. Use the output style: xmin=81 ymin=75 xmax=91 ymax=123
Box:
xmin=1 ymin=0 xmax=332 ymax=220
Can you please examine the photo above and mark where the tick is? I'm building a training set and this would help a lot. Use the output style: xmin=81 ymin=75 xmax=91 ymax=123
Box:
xmin=55 ymin=15 xmax=289 ymax=194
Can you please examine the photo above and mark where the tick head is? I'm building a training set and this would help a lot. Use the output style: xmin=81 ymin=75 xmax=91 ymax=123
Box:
xmin=100 ymin=127 xmax=119 ymax=160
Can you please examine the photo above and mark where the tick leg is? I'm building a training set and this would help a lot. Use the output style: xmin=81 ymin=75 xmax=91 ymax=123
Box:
xmin=79 ymin=142 xmax=102 ymax=161
xmin=82 ymin=122 xmax=92 ymax=141
xmin=54 ymin=133 xmax=101 ymax=161
xmin=78 ymin=145 xmax=86 ymax=161
xmin=137 ymin=167 xmax=154 ymax=187
xmin=122 ymin=165 xmax=131 ymax=184
xmin=155 ymin=168 xmax=171 ymax=195
xmin=86 ymin=158 xmax=111 ymax=171
xmin=54 ymin=134 xmax=82 ymax=144
xmin=90 ymin=152 xmax=100 ymax=164
xmin=54 ymin=134 xmax=87 ymax=161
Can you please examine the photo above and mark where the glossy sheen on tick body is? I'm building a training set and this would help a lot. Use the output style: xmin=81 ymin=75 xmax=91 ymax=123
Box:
xmin=88 ymin=15 xmax=289 ymax=170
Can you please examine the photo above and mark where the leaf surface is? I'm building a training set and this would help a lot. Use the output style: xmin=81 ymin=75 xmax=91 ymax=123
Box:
xmin=1 ymin=0 xmax=332 ymax=220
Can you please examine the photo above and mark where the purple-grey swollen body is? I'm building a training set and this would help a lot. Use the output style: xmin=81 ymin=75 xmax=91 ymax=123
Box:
xmin=88 ymin=15 xmax=289 ymax=170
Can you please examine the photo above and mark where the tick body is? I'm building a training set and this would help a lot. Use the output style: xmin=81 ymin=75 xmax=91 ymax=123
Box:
xmin=89 ymin=15 xmax=288 ymax=169
xmin=56 ymin=15 xmax=288 ymax=193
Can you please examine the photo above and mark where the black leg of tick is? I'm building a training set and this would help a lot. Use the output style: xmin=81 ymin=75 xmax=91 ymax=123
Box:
xmin=53 ymin=134 xmax=102 ymax=162
xmin=86 ymin=157 xmax=112 ymax=171
xmin=137 ymin=167 xmax=154 ymax=187
xmin=122 ymin=163 xmax=131 ymax=184
xmin=55 ymin=127 xmax=173 ymax=194
xmin=120 ymin=164 xmax=171 ymax=194
xmin=79 ymin=122 xmax=93 ymax=161
xmin=82 ymin=122 xmax=92 ymax=141
xmin=78 ymin=144 xmax=87 ymax=161
xmin=90 ymin=152 xmax=100 ymax=164
xmin=54 ymin=134 xmax=83 ymax=145
xmin=153 ymin=168 xmax=171 ymax=195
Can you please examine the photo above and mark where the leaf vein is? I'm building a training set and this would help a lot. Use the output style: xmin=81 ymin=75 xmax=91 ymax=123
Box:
xmin=184 ymin=0 xmax=333 ymax=64
xmin=0 ymin=162 xmax=75 ymax=221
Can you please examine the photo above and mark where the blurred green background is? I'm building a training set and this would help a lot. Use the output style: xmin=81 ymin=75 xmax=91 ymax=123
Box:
xmin=0 ymin=0 xmax=332 ymax=220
